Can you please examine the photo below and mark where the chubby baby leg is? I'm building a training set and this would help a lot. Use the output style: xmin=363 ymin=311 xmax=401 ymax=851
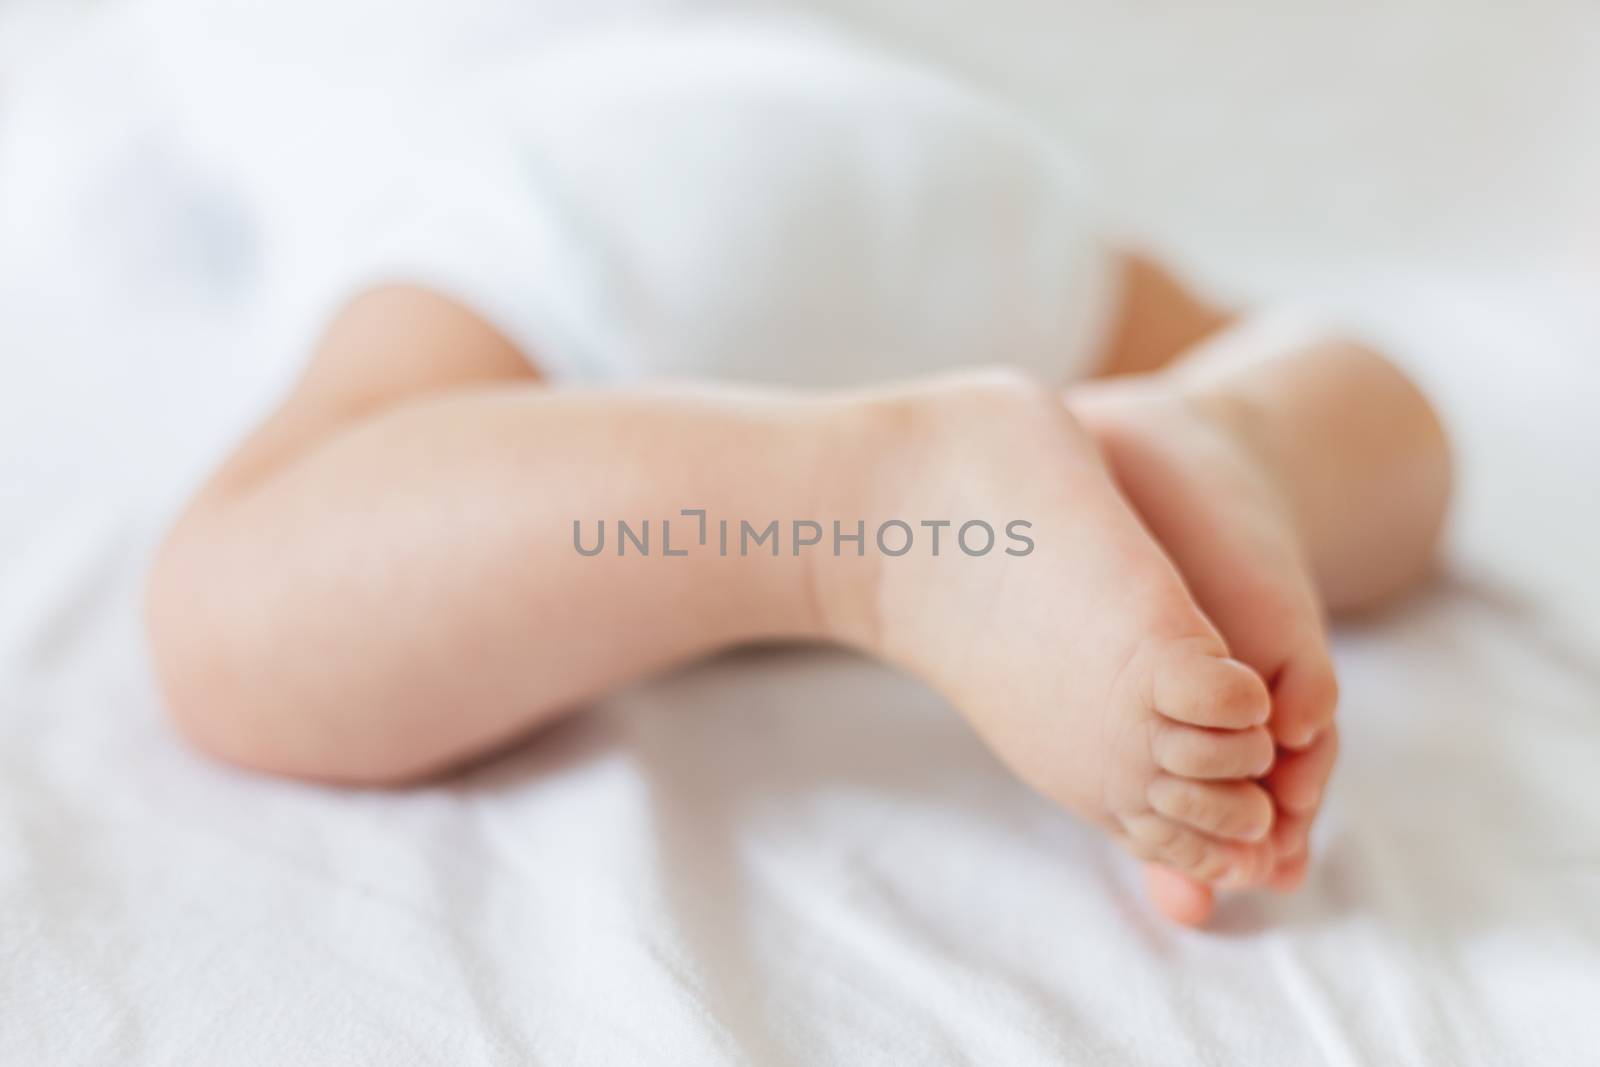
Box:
xmin=149 ymin=287 xmax=1279 ymax=907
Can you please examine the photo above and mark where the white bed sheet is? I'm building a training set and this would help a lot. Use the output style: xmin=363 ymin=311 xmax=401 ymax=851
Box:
xmin=3 ymin=2 xmax=1599 ymax=1063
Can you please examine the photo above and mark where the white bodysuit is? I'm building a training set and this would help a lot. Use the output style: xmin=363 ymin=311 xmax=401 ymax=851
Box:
xmin=354 ymin=15 xmax=1118 ymax=389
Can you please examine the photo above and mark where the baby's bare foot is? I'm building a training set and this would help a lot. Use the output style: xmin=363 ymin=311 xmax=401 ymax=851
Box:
xmin=1072 ymin=372 xmax=1342 ymax=919
xmin=824 ymin=371 xmax=1281 ymax=898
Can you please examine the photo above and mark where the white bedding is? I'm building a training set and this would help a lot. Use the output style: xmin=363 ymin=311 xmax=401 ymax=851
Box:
xmin=3 ymin=2 xmax=1599 ymax=1063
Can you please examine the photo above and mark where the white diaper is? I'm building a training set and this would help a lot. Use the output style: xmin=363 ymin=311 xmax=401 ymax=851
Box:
xmin=351 ymin=15 xmax=1119 ymax=389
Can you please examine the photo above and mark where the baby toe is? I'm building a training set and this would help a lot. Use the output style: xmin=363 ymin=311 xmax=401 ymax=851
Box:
xmin=1148 ymin=776 xmax=1275 ymax=843
xmin=1153 ymin=654 xmax=1271 ymax=730
xmin=1270 ymin=808 xmax=1313 ymax=860
xmin=1151 ymin=721 xmax=1275 ymax=779
xmin=1123 ymin=813 xmax=1268 ymax=888
xmin=1266 ymin=854 xmax=1309 ymax=892
xmin=1143 ymin=863 xmax=1215 ymax=927
xmin=1265 ymin=725 xmax=1339 ymax=814
xmin=1270 ymin=651 xmax=1340 ymax=750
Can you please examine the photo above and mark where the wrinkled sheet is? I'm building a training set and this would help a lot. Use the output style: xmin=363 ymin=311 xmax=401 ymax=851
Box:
xmin=2 ymin=1 xmax=1599 ymax=1063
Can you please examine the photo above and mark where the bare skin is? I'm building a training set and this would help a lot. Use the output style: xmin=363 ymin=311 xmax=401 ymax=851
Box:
xmin=1077 ymin=340 xmax=1447 ymax=922
xmin=146 ymin=260 xmax=1451 ymax=924
xmin=827 ymin=374 xmax=1285 ymax=889
xmin=1076 ymin=265 xmax=1450 ymax=923
xmin=147 ymin=289 xmax=1278 ymax=885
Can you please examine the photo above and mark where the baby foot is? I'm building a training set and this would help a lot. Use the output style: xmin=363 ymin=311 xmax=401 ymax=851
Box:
xmin=824 ymin=371 xmax=1281 ymax=899
xmin=1071 ymin=369 xmax=1342 ymax=921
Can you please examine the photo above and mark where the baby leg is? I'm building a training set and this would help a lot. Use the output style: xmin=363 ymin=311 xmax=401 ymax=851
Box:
xmin=148 ymin=285 xmax=1277 ymax=895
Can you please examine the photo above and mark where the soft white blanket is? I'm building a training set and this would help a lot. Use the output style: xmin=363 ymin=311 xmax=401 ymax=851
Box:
xmin=3 ymin=2 xmax=1598 ymax=1063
